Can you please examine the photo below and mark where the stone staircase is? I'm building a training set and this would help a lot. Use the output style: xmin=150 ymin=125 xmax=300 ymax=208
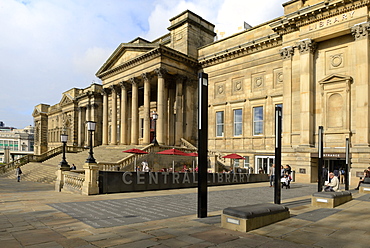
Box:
xmin=0 ymin=145 xmax=146 ymax=184
xmin=1 ymin=162 xmax=57 ymax=184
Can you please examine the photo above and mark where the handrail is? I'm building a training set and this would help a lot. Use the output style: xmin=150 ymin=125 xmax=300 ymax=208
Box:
xmin=0 ymin=146 xmax=87 ymax=174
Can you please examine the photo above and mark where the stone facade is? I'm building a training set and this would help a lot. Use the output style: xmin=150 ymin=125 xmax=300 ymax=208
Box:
xmin=34 ymin=1 xmax=370 ymax=187
xmin=200 ymin=0 xmax=370 ymax=187
xmin=33 ymin=84 xmax=103 ymax=154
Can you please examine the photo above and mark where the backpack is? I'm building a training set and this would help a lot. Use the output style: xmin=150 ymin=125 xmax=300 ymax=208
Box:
xmin=18 ymin=168 xmax=22 ymax=174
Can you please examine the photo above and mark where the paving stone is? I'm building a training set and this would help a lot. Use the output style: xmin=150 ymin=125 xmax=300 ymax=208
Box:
xmin=111 ymin=239 xmax=160 ymax=248
xmin=190 ymin=229 xmax=239 ymax=244
xmin=11 ymin=229 xmax=65 ymax=246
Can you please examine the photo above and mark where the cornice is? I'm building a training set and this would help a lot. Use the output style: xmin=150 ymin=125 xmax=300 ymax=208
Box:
xmin=270 ymin=0 xmax=370 ymax=35
xmin=96 ymin=45 xmax=199 ymax=80
xmin=199 ymin=33 xmax=282 ymax=67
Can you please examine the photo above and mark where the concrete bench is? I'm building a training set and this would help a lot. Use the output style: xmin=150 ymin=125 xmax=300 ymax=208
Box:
xmin=221 ymin=203 xmax=290 ymax=232
xmin=311 ymin=191 xmax=352 ymax=208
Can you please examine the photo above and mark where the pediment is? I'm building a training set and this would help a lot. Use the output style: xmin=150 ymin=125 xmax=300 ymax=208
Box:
xmin=319 ymin=74 xmax=353 ymax=84
xmin=59 ymin=94 xmax=74 ymax=106
xmin=32 ymin=108 xmax=40 ymax=117
xmin=96 ymin=42 xmax=158 ymax=76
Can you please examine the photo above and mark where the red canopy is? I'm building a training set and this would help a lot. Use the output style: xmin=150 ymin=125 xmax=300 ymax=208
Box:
xmin=123 ymin=148 xmax=148 ymax=154
xmin=222 ymin=153 xmax=245 ymax=159
xmin=157 ymin=148 xmax=190 ymax=156
xmin=187 ymin=152 xmax=198 ymax=157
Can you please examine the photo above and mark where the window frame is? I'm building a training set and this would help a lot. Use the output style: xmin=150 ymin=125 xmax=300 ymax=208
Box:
xmin=233 ymin=108 xmax=243 ymax=137
xmin=253 ymin=106 xmax=264 ymax=136
xmin=216 ymin=111 xmax=224 ymax=137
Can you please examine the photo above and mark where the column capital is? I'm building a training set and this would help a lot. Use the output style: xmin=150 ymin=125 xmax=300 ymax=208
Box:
xmin=129 ymin=77 xmax=139 ymax=86
xmin=296 ymin=39 xmax=317 ymax=54
xmin=155 ymin=67 xmax=167 ymax=78
xmin=77 ymin=106 xmax=86 ymax=112
xmin=101 ymin=87 xmax=110 ymax=96
xmin=110 ymin=84 xmax=119 ymax=93
xmin=142 ymin=72 xmax=152 ymax=82
xmin=351 ymin=22 xmax=370 ymax=40
xmin=279 ymin=46 xmax=295 ymax=60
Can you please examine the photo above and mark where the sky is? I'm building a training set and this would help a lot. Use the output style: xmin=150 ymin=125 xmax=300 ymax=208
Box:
xmin=0 ymin=0 xmax=284 ymax=129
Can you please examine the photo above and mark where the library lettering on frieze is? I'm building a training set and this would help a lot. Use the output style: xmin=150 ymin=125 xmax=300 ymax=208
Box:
xmin=34 ymin=0 xmax=370 ymax=193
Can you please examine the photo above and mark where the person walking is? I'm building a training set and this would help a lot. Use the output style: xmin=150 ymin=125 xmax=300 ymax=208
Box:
xmin=269 ymin=164 xmax=275 ymax=187
xmin=15 ymin=166 xmax=22 ymax=182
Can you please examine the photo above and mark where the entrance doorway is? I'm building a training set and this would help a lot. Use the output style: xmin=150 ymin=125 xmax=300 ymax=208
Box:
xmin=323 ymin=159 xmax=346 ymax=181
xmin=255 ymin=156 xmax=274 ymax=174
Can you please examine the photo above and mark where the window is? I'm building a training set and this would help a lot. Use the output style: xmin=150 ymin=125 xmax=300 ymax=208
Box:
xmin=243 ymin=156 xmax=250 ymax=168
xmin=216 ymin=111 xmax=224 ymax=137
xmin=253 ymin=106 xmax=263 ymax=135
xmin=140 ymin=118 xmax=144 ymax=138
xmin=233 ymin=109 xmax=242 ymax=136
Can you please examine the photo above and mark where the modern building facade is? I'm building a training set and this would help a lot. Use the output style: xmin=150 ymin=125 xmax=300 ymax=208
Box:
xmin=0 ymin=124 xmax=34 ymax=163
xmin=34 ymin=0 xmax=370 ymax=187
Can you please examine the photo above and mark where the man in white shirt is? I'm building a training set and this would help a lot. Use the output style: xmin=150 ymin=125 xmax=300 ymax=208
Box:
xmin=324 ymin=172 xmax=340 ymax=192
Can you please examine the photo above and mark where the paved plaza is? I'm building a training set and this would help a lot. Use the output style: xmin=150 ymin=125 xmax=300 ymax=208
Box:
xmin=1 ymin=177 xmax=370 ymax=247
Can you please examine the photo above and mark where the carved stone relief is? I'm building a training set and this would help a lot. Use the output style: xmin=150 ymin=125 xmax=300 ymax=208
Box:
xmin=214 ymin=82 xmax=225 ymax=98
xmin=232 ymin=78 xmax=244 ymax=94
xmin=251 ymin=73 xmax=265 ymax=91
xmin=273 ymin=68 xmax=283 ymax=88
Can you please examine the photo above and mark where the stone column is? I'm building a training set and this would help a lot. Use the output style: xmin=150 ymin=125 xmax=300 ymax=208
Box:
xmin=77 ymin=107 xmax=86 ymax=147
xmin=297 ymin=39 xmax=316 ymax=147
xmin=130 ymin=78 xmax=139 ymax=145
xmin=279 ymin=46 xmax=294 ymax=147
xmin=175 ymin=75 xmax=184 ymax=145
xmin=120 ymin=82 xmax=128 ymax=145
xmin=102 ymin=88 xmax=109 ymax=145
xmin=351 ymin=22 xmax=370 ymax=146
xmin=142 ymin=73 xmax=151 ymax=144
xmin=156 ymin=68 xmax=166 ymax=145
xmin=86 ymin=104 xmax=92 ymax=146
xmin=110 ymin=85 xmax=118 ymax=145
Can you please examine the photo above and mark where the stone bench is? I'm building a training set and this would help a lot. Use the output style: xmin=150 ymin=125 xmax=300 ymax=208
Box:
xmin=359 ymin=183 xmax=370 ymax=193
xmin=311 ymin=191 xmax=352 ymax=208
xmin=221 ymin=203 xmax=290 ymax=232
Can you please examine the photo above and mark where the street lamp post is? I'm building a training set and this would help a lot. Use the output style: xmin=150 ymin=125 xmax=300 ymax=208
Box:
xmin=59 ymin=133 xmax=69 ymax=168
xmin=152 ymin=111 xmax=158 ymax=146
xmin=85 ymin=121 xmax=96 ymax=163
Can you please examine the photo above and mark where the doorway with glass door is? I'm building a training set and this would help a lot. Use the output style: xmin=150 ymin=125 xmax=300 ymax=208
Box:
xmin=255 ymin=156 xmax=275 ymax=174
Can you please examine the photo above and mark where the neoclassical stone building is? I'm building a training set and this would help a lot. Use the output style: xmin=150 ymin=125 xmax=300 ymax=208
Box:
xmin=34 ymin=0 xmax=370 ymax=186
xmin=33 ymin=83 xmax=103 ymax=154
xmin=95 ymin=11 xmax=214 ymax=146
xmin=201 ymin=0 xmax=370 ymax=185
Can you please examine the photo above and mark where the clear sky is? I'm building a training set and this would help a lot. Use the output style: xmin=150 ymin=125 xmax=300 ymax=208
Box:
xmin=0 ymin=0 xmax=284 ymax=129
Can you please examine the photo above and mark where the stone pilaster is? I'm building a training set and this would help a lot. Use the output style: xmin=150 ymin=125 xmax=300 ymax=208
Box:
xmin=102 ymin=88 xmax=109 ymax=145
xmin=142 ymin=73 xmax=151 ymax=144
xmin=279 ymin=46 xmax=294 ymax=147
xmin=120 ymin=82 xmax=128 ymax=145
xmin=110 ymin=85 xmax=118 ymax=145
xmin=297 ymin=39 xmax=316 ymax=147
xmin=130 ymin=78 xmax=139 ymax=145
xmin=351 ymin=22 xmax=370 ymax=146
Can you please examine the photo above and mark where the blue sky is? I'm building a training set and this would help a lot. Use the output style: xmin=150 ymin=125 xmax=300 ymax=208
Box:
xmin=0 ymin=0 xmax=284 ymax=129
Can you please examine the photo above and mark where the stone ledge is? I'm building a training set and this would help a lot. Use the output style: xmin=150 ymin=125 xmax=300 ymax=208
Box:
xmin=221 ymin=203 xmax=290 ymax=232
xmin=311 ymin=191 xmax=352 ymax=208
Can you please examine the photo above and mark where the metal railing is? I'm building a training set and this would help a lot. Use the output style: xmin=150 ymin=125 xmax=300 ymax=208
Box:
xmin=0 ymin=146 xmax=86 ymax=174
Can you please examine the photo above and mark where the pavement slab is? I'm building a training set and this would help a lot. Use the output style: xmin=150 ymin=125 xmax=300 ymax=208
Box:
xmin=2 ymin=176 xmax=370 ymax=248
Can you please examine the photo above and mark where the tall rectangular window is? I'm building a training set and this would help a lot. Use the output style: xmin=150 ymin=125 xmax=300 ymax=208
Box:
xmin=244 ymin=156 xmax=250 ymax=168
xmin=216 ymin=111 xmax=224 ymax=137
xmin=140 ymin=118 xmax=144 ymax=138
xmin=234 ymin=109 xmax=242 ymax=136
xmin=253 ymin=106 xmax=263 ymax=135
